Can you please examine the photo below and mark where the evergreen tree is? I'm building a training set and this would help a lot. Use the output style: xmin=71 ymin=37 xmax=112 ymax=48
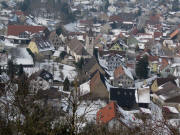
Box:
xmin=104 ymin=0 xmax=110 ymax=11
xmin=135 ymin=55 xmax=149 ymax=79
xmin=1 ymin=1 xmax=8 ymax=8
xmin=63 ymin=77 xmax=70 ymax=91
xmin=75 ymin=57 xmax=84 ymax=70
xmin=18 ymin=64 xmax=24 ymax=77
xmin=137 ymin=7 xmax=142 ymax=16
xmin=0 ymin=66 xmax=2 ymax=75
xmin=7 ymin=60 xmax=14 ymax=79
xmin=60 ymin=51 xmax=67 ymax=60
xmin=172 ymin=0 xmax=179 ymax=11
xmin=135 ymin=45 xmax=140 ymax=52
xmin=56 ymin=27 xmax=63 ymax=36
xmin=19 ymin=0 xmax=31 ymax=12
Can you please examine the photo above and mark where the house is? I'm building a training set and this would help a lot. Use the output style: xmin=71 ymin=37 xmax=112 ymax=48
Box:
xmin=98 ymin=50 xmax=126 ymax=59
xmin=67 ymin=38 xmax=90 ymax=62
xmin=49 ymin=31 xmax=63 ymax=50
xmin=36 ymin=87 xmax=66 ymax=111
xmin=152 ymin=81 xmax=180 ymax=106
xmin=39 ymin=69 xmax=53 ymax=82
xmin=110 ymin=88 xmax=136 ymax=109
xmin=6 ymin=25 xmax=48 ymax=45
xmin=100 ymin=23 xmax=112 ymax=34
xmin=162 ymin=106 xmax=180 ymax=119
xmin=83 ymin=57 xmax=105 ymax=76
xmin=28 ymin=36 xmax=55 ymax=59
xmin=96 ymin=102 xmax=116 ymax=125
xmin=7 ymin=25 xmax=47 ymax=37
xmin=107 ymin=54 xmax=125 ymax=71
xmin=98 ymin=50 xmax=126 ymax=73
xmin=109 ymin=39 xmax=128 ymax=51
xmin=98 ymin=13 xmax=109 ymax=22
xmin=127 ymin=36 xmax=139 ymax=49
xmin=29 ymin=69 xmax=53 ymax=93
xmin=114 ymin=66 xmax=134 ymax=88
xmin=10 ymin=48 xmax=34 ymax=67
xmin=14 ymin=10 xmax=26 ymax=24
xmin=136 ymin=87 xmax=150 ymax=108
xmin=96 ymin=101 xmax=140 ymax=130
xmin=158 ymin=58 xmax=174 ymax=77
xmin=89 ymin=70 xmax=109 ymax=99
xmin=169 ymin=29 xmax=179 ymax=39
xmin=148 ymin=55 xmax=159 ymax=73
xmin=151 ymin=76 xmax=176 ymax=93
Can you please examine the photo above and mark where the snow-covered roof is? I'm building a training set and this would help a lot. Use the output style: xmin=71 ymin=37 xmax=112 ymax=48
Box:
xmin=105 ymin=78 xmax=117 ymax=91
xmin=163 ymin=106 xmax=179 ymax=114
xmin=0 ymin=39 xmax=17 ymax=48
xmin=140 ymin=108 xmax=151 ymax=114
xmin=80 ymin=80 xmax=90 ymax=96
xmin=11 ymin=48 xmax=34 ymax=66
xmin=5 ymin=35 xmax=29 ymax=40
xmin=53 ymin=50 xmax=60 ymax=57
xmin=123 ymin=66 xmax=134 ymax=80
xmin=136 ymin=88 xmax=150 ymax=103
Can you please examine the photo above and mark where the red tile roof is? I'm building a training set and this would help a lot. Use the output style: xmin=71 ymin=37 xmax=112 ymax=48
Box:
xmin=148 ymin=55 xmax=159 ymax=62
xmin=79 ymin=20 xmax=93 ymax=25
xmin=170 ymin=29 xmax=179 ymax=39
xmin=109 ymin=15 xmax=123 ymax=23
xmin=96 ymin=102 xmax=116 ymax=124
xmin=154 ymin=32 xmax=162 ymax=38
xmin=7 ymin=25 xmax=46 ymax=36
xmin=15 ymin=11 xmax=24 ymax=16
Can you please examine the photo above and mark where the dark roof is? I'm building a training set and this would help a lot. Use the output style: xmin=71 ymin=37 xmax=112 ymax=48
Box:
xmin=155 ymin=81 xmax=180 ymax=103
xmin=33 ymin=36 xmax=54 ymax=51
xmin=68 ymin=38 xmax=89 ymax=55
xmin=109 ymin=15 xmax=123 ymax=23
xmin=29 ymin=69 xmax=53 ymax=82
xmin=109 ymin=13 xmax=136 ymax=23
xmin=83 ymin=57 xmax=98 ymax=72
xmin=7 ymin=25 xmax=46 ymax=36
xmin=37 ymin=87 xmax=61 ymax=99
xmin=156 ymin=76 xmax=176 ymax=86
xmin=110 ymin=88 xmax=136 ymax=109
xmin=90 ymin=70 xmax=106 ymax=90
xmin=39 ymin=69 xmax=53 ymax=82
